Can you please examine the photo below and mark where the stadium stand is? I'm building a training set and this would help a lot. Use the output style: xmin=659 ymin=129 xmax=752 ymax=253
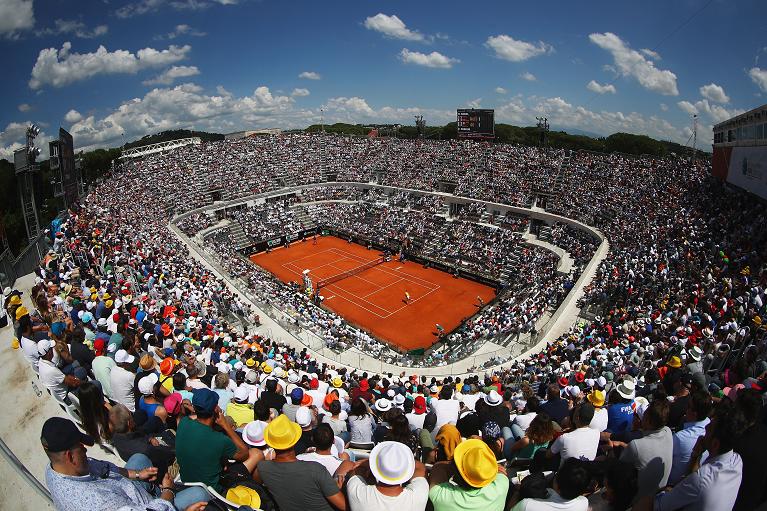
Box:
xmin=4 ymin=133 xmax=766 ymax=511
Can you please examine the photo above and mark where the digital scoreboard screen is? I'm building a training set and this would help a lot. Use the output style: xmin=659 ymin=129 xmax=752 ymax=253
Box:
xmin=457 ymin=109 xmax=495 ymax=139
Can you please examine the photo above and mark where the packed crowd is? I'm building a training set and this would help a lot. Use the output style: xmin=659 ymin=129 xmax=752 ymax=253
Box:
xmin=3 ymin=133 xmax=767 ymax=511
xmin=6 ymin=271 xmax=766 ymax=511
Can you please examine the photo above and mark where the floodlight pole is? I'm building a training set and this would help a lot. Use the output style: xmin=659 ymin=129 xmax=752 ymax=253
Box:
xmin=14 ymin=125 xmax=42 ymax=241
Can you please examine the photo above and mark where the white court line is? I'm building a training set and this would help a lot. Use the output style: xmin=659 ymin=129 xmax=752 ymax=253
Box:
xmin=325 ymin=263 xmax=384 ymax=289
xmin=386 ymin=285 xmax=441 ymax=315
xmin=281 ymin=248 xmax=338 ymax=265
xmin=362 ymin=277 xmax=405 ymax=298
xmin=328 ymin=247 xmax=440 ymax=290
xmin=323 ymin=282 xmax=392 ymax=318
xmin=284 ymin=257 xmax=351 ymax=276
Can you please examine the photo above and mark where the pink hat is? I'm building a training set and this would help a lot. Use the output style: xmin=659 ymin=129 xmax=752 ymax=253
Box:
xmin=164 ymin=392 xmax=183 ymax=415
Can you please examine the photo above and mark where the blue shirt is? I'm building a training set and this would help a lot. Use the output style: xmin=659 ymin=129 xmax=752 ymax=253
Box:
xmin=655 ymin=450 xmax=743 ymax=511
xmin=669 ymin=418 xmax=710 ymax=485
xmin=606 ymin=402 xmax=634 ymax=435
xmin=46 ymin=458 xmax=174 ymax=511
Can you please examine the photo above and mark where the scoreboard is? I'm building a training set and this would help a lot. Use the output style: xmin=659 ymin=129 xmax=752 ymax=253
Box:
xmin=457 ymin=109 xmax=495 ymax=139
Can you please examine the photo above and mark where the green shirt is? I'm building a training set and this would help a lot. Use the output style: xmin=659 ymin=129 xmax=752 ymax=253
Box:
xmin=175 ymin=416 xmax=236 ymax=491
xmin=429 ymin=474 xmax=509 ymax=511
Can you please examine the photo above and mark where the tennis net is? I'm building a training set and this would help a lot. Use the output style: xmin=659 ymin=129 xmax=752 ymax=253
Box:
xmin=316 ymin=257 xmax=385 ymax=289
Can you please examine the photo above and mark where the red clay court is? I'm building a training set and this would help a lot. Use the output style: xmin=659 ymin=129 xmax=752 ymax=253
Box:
xmin=249 ymin=236 xmax=496 ymax=350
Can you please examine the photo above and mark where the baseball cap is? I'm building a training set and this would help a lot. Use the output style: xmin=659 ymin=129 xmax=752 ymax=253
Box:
xmin=295 ymin=406 xmax=313 ymax=427
xmin=115 ymin=350 xmax=135 ymax=364
xmin=138 ymin=373 xmax=159 ymax=396
xmin=41 ymin=417 xmax=93 ymax=453
xmin=290 ymin=387 xmax=304 ymax=404
xmin=37 ymin=339 xmax=55 ymax=357
xmin=192 ymin=388 xmax=219 ymax=414
xmin=233 ymin=386 xmax=250 ymax=403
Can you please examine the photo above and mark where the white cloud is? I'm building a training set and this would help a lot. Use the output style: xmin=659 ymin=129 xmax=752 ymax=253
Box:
xmin=699 ymin=83 xmax=729 ymax=103
xmin=748 ymin=67 xmax=767 ymax=93
xmin=116 ymin=0 xmax=233 ymax=18
xmin=64 ymin=109 xmax=82 ymax=123
xmin=363 ymin=13 xmax=423 ymax=41
xmin=67 ymin=83 xmax=300 ymax=150
xmin=398 ymin=49 xmax=458 ymax=69
xmin=677 ymin=100 xmax=698 ymax=116
xmin=322 ymin=96 xmax=453 ymax=125
xmin=520 ymin=72 xmax=537 ymax=82
xmin=18 ymin=103 xmax=31 ymax=112
xmin=485 ymin=34 xmax=553 ymax=62
xmin=142 ymin=65 xmax=200 ymax=85
xmin=291 ymin=88 xmax=310 ymax=97
xmin=29 ymin=42 xmax=191 ymax=89
xmin=589 ymin=32 xmax=678 ymax=96
xmin=660 ymin=103 xmax=668 ymax=111
xmin=156 ymin=24 xmax=206 ymax=40
xmin=495 ymin=87 xmax=507 ymax=94
xmin=0 ymin=0 xmax=34 ymax=38
xmin=40 ymin=19 xmax=108 ymax=39
xmin=677 ymin=98 xmax=743 ymax=124
xmin=299 ymin=71 xmax=321 ymax=80
xmin=0 ymin=121 xmax=51 ymax=161
xmin=466 ymin=98 xmax=482 ymax=108
xmin=587 ymin=80 xmax=616 ymax=94
xmin=640 ymin=48 xmax=660 ymax=60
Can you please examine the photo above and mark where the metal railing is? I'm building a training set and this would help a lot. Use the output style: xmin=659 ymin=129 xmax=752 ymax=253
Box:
xmin=0 ymin=234 xmax=51 ymax=288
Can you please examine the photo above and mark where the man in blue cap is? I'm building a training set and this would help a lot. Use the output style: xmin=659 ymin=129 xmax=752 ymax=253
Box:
xmin=42 ymin=417 xmax=208 ymax=511
xmin=175 ymin=388 xmax=251 ymax=494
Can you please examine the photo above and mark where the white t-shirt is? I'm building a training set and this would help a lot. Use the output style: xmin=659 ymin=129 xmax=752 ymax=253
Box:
xmin=20 ymin=335 xmax=40 ymax=373
xmin=589 ymin=407 xmax=609 ymax=432
xmin=430 ymin=398 xmax=460 ymax=438
xmin=512 ymin=488 xmax=588 ymax=511
xmin=461 ymin=393 xmax=482 ymax=411
xmin=346 ymin=475 xmax=429 ymax=511
xmin=110 ymin=365 xmax=137 ymax=412
xmin=38 ymin=358 xmax=68 ymax=402
xmin=296 ymin=452 xmax=343 ymax=476
xmin=405 ymin=412 xmax=427 ymax=431
xmin=550 ymin=427 xmax=600 ymax=463
xmin=514 ymin=412 xmax=538 ymax=432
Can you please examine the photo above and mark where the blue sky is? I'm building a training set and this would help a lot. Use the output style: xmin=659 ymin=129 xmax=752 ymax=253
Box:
xmin=1 ymin=0 xmax=766 ymax=158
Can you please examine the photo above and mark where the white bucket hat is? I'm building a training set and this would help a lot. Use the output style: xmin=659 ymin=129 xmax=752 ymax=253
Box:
xmin=242 ymin=420 xmax=267 ymax=447
xmin=369 ymin=441 xmax=415 ymax=486
xmin=616 ymin=380 xmax=636 ymax=400
xmin=375 ymin=398 xmax=392 ymax=413
xmin=484 ymin=390 xmax=503 ymax=406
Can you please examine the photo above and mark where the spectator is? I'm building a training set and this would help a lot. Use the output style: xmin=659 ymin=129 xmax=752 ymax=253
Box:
xmin=91 ymin=338 xmax=116 ymax=398
xmin=428 ymin=438 xmax=509 ymax=511
xmin=42 ymin=417 xmax=206 ymax=511
xmin=346 ymin=441 xmax=429 ymax=511
xmin=653 ymin=409 xmax=745 ymax=511
xmin=510 ymin=458 xmax=590 ymax=510
xmin=406 ymin=395 xmax=428 ymax=431
xmin=732 ymin=389 xmax=767 ymax=511
xmin=431 ymin=386 xmax=460 ymax=439
xmin=283 ymin=387 xmax=305 ymax=423
xmin=226 ymin=386 xmax=255 ymax=427
xmin=296 ymin=423 xmax=352 ymax=476
xmin=255 ymin=414 xmax=348 ymax=511
xmin=294 ymin=405 xmax=317 ymax=455
xmin=348 ymin=397 xmax=375 ymax=449
xmin=109 ymin=404 xmax=176 ymax=482
xmin=540 ymin=384 xmax=569 ymax=425
xmin=587 ymin=390 xmax=608 ymax=432
xmin=175 ymin=388 xmax=250 ymax=494
xmin=507 ymin=412 xmax=555 ymax=461
xmin=668 ymin=390 xmax=712 ymax=485
xmin=78 ymin=382 xmax=112 ymax=445
xmin=619 ymin=398 xmax=673 ymax=499
xmin=548 ymin=402 xmax=599 ymax=464
xmin=111 ymin=349 xmax=137 ymax=412
xmin=37 ymin=339 xmax=81 ymax=402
